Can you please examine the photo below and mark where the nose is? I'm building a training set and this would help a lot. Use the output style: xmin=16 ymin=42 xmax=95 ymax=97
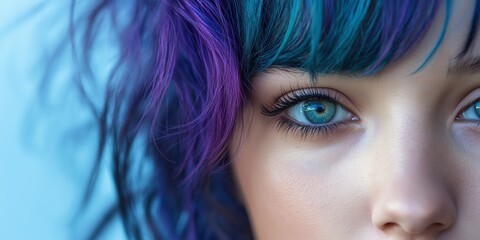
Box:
xmin=372 ymin=177 xmax=456 ymax=236
xmin=370 ymin=120 xmax=456 ymax=237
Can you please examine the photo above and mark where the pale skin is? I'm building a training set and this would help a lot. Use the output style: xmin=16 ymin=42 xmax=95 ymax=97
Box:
xmin=231 ymin=1 xmax=480 ymax=239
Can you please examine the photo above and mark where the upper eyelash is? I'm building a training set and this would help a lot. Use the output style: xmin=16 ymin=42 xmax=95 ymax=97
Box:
xmin=260 ymin=88 xmax=342 ymax=117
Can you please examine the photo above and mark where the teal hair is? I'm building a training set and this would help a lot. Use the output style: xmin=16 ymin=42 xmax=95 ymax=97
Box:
xmin=239 ymin=0 xmax=451 ymax=80
xmin=72 ymin=0 xmax=480 ymax=239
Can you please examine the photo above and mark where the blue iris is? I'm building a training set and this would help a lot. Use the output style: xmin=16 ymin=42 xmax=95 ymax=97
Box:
xmin=475 ymin=101 xmax=480 ymax=118
xmin=302 ymin=99 xmax=336 ymax=124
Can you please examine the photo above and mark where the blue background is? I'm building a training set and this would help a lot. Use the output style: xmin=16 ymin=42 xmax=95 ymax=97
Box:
xmin=0 ymin=1 xmax=126 ymax=239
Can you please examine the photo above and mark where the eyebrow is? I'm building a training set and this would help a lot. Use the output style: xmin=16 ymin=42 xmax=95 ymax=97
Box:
xmin=448 ymin=56 xmax=480 ymax=75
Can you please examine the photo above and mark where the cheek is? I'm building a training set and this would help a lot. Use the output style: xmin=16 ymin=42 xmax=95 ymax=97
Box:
xmin=230 ymin=104 xmax=480 ymax=239
xmin=230 ymin=112 xmax=370 ymax=239
xmin=450 ymin=125 xmax=480 ymax=230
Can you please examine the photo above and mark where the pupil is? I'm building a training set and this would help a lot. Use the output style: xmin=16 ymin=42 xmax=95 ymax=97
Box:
xmin=303 ymin=99 xmax=336 ymax=124
xmin=475 ymin=101 xmax=480 ymax=117
xmin=316 ymin=105 xmax=326 ymax=113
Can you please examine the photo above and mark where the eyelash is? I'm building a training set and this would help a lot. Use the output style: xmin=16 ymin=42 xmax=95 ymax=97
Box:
xmin=272 ymin=117 xmax=348 ymax=138
xmin=260 ymin=88 xmax=355 ymax=138
xmin=261 ymin=88 xmax=480 ymax=138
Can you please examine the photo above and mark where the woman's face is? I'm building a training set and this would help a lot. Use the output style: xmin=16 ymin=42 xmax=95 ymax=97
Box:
xmin=231 ymin=1 xmax=480 ymax=239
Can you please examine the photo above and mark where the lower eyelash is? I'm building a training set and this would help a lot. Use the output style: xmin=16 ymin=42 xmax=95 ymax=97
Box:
xmin=274 ymin=116 xmax=347 ymax=139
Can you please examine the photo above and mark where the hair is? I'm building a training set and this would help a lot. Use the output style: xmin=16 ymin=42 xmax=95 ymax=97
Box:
xmin=70 ymin=0 xmax=480 ymax=239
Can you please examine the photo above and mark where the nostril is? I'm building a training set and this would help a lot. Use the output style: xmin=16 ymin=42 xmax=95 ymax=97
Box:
xmin=430 ymin=222 xmax=451 ymax=231
xmin=376 ymin=208 xmax=448 ymax=234
xmin=381 ymin=222 xmax=397 ymax=231
xmin=372 ymin=194 xmax=457 ymax=236
xmin=379 ymin=221 xmax=450 ymax=236
xmin=381 ymin=221 xmax=425 ymax=234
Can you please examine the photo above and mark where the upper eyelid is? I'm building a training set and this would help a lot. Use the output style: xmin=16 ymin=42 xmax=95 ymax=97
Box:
xmin=277 ymin=89 xmax=341 ymax=108
xmin=261 ymin=87 xmax=360 ymax=117
xmin=272 ymin=87 xmax=340 ymax=103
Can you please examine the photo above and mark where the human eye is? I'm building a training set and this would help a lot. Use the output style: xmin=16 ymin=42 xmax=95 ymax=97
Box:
xmin=457 ymin=99 xmax=480 ymax=121
xmin=260 ymin=88 xmax=359 ymax=138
